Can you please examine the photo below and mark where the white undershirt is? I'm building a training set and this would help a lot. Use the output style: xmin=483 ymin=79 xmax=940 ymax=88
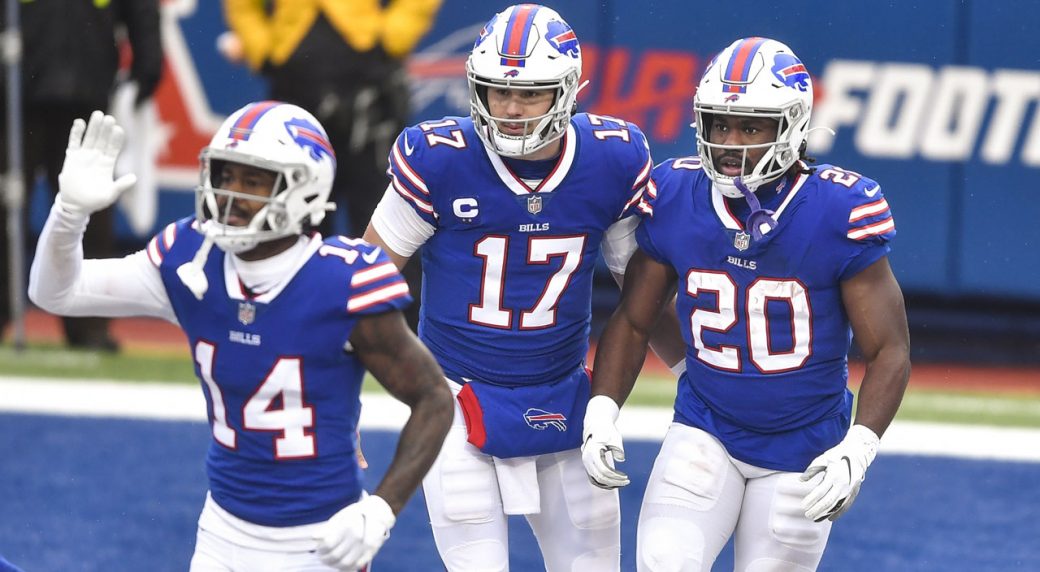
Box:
xmin=232 ymin=236 xmax=311 ymax=294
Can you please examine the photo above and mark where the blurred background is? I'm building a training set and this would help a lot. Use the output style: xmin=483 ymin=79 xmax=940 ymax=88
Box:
xmin=3 ymin=0 xmax=1039 ymax=368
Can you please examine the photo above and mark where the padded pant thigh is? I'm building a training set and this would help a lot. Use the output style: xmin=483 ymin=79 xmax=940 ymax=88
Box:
xmin=527 ymin=450 xmax=621 ymax=572
xmin=734 ymin=471 xmax=831 ymax=572
xmin=424 ymin=426 xmax=500 ymax=524
xmin=638 ymin=424 xmax=743 ymax=572
xmin=423 ymin=426 xmax=509 ymax=571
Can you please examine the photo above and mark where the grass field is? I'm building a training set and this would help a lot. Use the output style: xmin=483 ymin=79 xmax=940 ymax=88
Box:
xmin=3 ymin=342 xmax=1038 ymax=429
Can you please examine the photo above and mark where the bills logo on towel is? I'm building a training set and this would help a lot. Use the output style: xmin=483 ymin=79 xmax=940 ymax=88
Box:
xmin=524 ymin=408 xmax=567 ymax=432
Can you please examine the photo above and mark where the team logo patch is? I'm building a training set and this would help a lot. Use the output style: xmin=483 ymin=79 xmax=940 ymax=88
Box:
xmin=504 ymin=69 xmax=520 ymax=78
xmin=771 ymin=53 xmax=811 ymax=92
xmin=527 ymin=195 xmax=543 ymax=214
xmin=237 ymin=301 xmax=256 ymax=325
xmin=725 ymin=94 xmax=740 ymax=103
xmin=733 ymin=231 xmax=751 ymax=251
xmin=475 ymin=14 xmax=497 ymax=48
xmin=524 ymin=408 xmax=567 ymax=432
xmin=545 ymin=20 xmax=580 ymax=58
xmin=284 ymin=118 xmax=336 ymax=165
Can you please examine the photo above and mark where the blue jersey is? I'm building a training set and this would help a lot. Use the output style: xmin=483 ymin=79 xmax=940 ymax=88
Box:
xmin=146 ymin=219 xmax=411 ymax=526
xmin=388 ymin=114 xmax=653 ymax=386
xmin=639 ymin=158 xmax=896 ymax=471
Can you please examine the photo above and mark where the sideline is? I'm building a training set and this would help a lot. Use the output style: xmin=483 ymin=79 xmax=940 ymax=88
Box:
xmin=3 ymin=376 xmax=1038 ymax=463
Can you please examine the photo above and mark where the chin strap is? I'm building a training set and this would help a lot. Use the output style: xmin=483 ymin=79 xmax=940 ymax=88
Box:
xmin=734 ymin=177 xmax=777 ymax=241
xmin=176 ymin=234 xmax=215 ymax=300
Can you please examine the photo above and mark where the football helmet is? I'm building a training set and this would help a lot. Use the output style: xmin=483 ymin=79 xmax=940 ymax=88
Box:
xmin=195 ymin=101 xmax=336 ymax=253
xmin=694 ymin=37 xmax=813 ymax=197
xmin=466 ymin=4 xmax=583 ymax=156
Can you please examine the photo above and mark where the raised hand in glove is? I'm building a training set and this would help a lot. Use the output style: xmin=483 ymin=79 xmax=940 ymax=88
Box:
xmin=313 ymin=495 xmax=396 ymax=571
xmin=800 ymin=424 xmax=880 ymax=522
xmin=56 ymin=111 xmax=137 ymax=218
xmin=581 ymin=395 xmax=630 ymax=490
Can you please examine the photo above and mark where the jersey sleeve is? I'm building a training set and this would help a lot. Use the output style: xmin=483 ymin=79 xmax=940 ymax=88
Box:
xmin=633 ymin=161 xmax=677 ymax=264
xmin=833 ymin=170 xmax=896 ymax=280
xmin=339 ymin=238 xmax=414 ymax=317
xmin=145 ymin=216 xmax=195 ymax=268
xmin=618 ymin=121 xmax=655 ymax=220
xmin=387 ymin=124 xmax=442 ymax=226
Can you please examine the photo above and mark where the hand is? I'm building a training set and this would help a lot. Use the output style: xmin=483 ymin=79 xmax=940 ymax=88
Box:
xmin=800 ymin=424 xmax=880 ymax=522
xmin=313 ymin=495 xmax=396 ymax=571
xmin=56 ymin=111 xmax=137 ymax=217
xmin=581 ymin=395 xmax=629 ymax=489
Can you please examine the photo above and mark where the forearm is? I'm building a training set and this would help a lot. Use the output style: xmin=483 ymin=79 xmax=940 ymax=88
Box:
xmin=647 ymin=296 xmax=685 ymax=368
xmin=593 ymin=310 xmax=653 ymax=406
xmin=370 ymin=337 xmax=452 ymax=513
xmin=29 ymin=204 xmax=174 ymax=320
xmin=853 ymin=343 xmax=911 ymax=437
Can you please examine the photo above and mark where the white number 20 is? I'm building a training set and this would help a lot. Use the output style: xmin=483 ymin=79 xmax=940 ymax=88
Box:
xmin=195 ymin=341 xmax=316 ymax=459
xmin=686 ymin=270 xmax=812 ymax=373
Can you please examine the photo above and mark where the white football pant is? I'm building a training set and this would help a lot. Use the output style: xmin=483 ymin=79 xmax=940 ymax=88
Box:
xmin=423 ymin=384 xmax=621 ymax=571
xmin=637 ymin=423 xmax=832 ymax=572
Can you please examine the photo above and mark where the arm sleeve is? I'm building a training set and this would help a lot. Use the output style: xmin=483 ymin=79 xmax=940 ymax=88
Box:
xmin=117 ymin=0 xmax=163 ymax=99
xmin=600 ymin=216 xmax=640 ymax=274
xmin=28 ymin=204 xmax=176 ymax=322
xmin=370 ymin=184 xmax=436 ymax=258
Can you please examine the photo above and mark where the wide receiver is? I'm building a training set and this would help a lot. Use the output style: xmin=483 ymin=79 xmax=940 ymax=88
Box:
xmin=29 ymin=102 xmax=452 ymax=571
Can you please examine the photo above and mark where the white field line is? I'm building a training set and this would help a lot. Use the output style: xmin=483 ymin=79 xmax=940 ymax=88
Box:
xmin=2 ymin=376 xmax=1038 ymax=463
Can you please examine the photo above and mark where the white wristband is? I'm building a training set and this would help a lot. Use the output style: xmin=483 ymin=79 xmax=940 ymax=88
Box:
xmin=586 ymin=395 xmax=620 ymax=422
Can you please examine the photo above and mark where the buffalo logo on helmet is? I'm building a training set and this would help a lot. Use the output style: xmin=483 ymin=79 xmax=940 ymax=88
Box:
xmin=545 ymin=19 xmax=579 ymax=58
xmin=284 ymin=118 xmax=335 ymax=165
xmin=475 ymin=13 xmax=497 ymax=48
xmin=771 ymin=53 xmax=811 ymax=92
xmin=524 ymin=408 xmax=567 ymax=432
xmin=503 ymin=69 xmax=520 ymax=78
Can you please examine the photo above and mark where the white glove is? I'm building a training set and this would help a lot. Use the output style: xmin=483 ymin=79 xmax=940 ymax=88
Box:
xmin=313 ymin=494 xmax=396 ymax=571
xmin=56 ymin=110 xmax=137 ymax=217
xmin=800 ymin=424 xmax=880 ymax=522
xmin=581 ymin=395 xmax=629 ymax=489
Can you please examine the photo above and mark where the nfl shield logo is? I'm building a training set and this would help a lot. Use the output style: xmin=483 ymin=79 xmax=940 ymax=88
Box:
xmin=527 ymin=195 xmax=543 ymax=215
xmin=237 ymin=302 xmax=256 ymax=325
xmin=733 ymin=231 xmax=751 ymax=251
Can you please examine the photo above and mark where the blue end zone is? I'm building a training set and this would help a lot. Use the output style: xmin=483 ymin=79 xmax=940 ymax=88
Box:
xmin=0 ymin=413 xmax=1037 ymax=571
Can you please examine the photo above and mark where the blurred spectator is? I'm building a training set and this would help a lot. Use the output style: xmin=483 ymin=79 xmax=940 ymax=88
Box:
xmin=222 ymin=0 xmax=442 ymax=331
xmin=0 ymin=0 xmax=162 ymax=351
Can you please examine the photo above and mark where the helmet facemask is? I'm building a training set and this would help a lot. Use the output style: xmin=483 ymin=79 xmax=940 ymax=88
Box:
xmin=695 ymin=101 xmax=810 ymax=198
xmin=467 ymin=65 xmax=580 ymax=157
xmin=196 ymin=149 xmax=315 ymax=254
xmin=693 ymin=37 xmax=814 ymax=198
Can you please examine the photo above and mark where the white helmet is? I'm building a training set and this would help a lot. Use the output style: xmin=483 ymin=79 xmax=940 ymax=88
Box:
xmin=195 ymin=100 xmax=336 ymax=253
xmin=466 ymin=4 xmax=583 ymax=156
xmin=694 ymin=37 xmax=813 ymax=198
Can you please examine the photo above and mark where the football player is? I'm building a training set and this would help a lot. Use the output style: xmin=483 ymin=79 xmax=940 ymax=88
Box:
xmin=581 ymin=37 xmax=912 ymax=571
xmin=28 ymin=102 xmax=453 ymax=571
xmin=361 ymin=4 xmax=685 ymax=571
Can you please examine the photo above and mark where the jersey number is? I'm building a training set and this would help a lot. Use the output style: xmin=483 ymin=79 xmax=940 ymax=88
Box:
xmin=470 ymin=235 xmax=587 ymax=329
xmin=686 ymin=270 xmax=812 ymax=373
xmin=195 ymin=341 xmax=316 ymax=459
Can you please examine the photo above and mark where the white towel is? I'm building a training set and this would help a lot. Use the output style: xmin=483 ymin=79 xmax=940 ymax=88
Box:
xmin=494 ymin=455 xmax=541 ymax=515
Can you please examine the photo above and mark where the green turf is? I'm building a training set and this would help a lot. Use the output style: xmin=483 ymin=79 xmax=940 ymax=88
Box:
xmin=0 ymin=344 xmax=197 ymax=384
xmin=3 ymin=343 xmax=1038 ymax=429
